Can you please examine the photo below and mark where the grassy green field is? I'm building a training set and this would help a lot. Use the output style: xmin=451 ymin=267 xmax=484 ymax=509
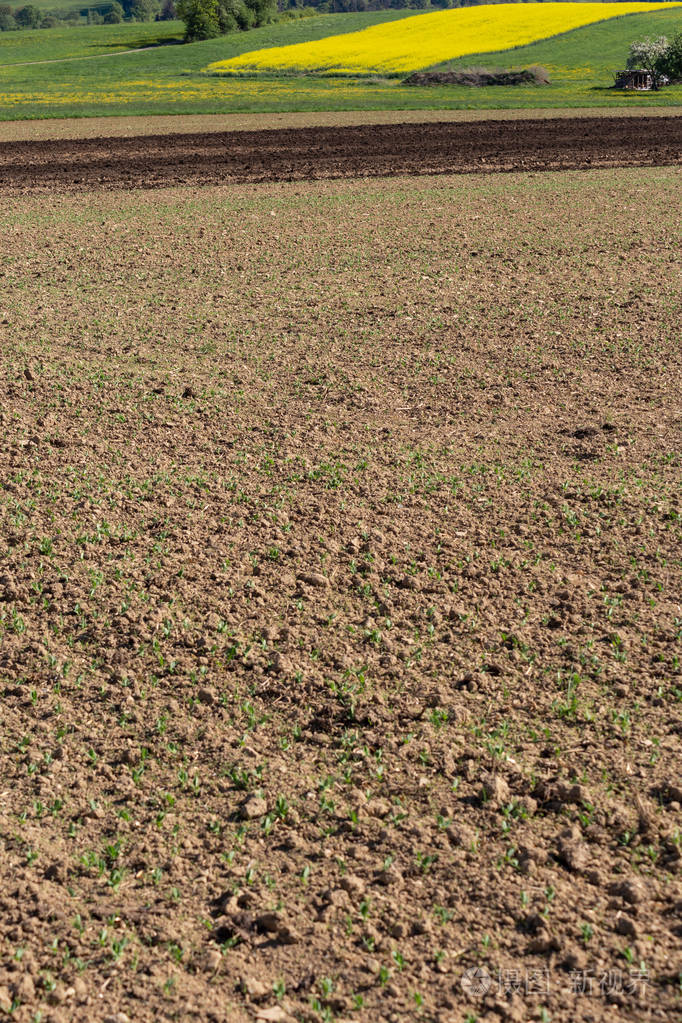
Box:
xmin=0 ymin=6 xmax=680 ymax=120
xmin=0 ymin=19 xmax=183 ymax=64
xmin=434 ymin=4 xmax=682 ymax=78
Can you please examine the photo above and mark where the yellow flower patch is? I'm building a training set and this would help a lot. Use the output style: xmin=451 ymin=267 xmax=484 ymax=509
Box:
xmin=207 ymin=2 xmax=682 ymax=76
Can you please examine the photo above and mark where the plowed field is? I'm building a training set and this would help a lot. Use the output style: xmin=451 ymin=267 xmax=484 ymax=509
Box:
xmin=0 ymin=122 xmax=680 ymax=1023
xmin=0 ymin=114 xmax=681 ymax=191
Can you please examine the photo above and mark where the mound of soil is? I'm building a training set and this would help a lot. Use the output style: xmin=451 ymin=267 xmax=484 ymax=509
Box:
xmin=403 ymin=67 xmax=550 ymax=87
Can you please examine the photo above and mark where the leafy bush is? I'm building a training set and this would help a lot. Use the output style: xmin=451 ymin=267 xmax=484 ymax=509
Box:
xmin=176 ymin=0 xmax=219 ymax=39
xmin=659 ymin=31 xmax=682 ymax=81
xmin=126 ymin=0 xmax=161 ymax=20
xmin=177 ymin=0 xmax=275 ymax=40
xmin=103 ymin=1 xmax=125 ymax=22
xmin=0 ymin=3 xmax=17 ymax=30
xmin=625 ymin=32 xmax=682 ymax=87
xmin=14 ymin=3 xmax=41 ymax=27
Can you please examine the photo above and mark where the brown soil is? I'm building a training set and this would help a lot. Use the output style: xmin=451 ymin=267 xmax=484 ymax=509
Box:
xmin=0 ymin=143 xmax=680 ymax=1023
xmin=0 ymin=106 xmax=679 ymax=144
xmin=403 ymin=69 xmax=549 ymax=87
xmin=0 ymin=115 xmax=680 ymax=192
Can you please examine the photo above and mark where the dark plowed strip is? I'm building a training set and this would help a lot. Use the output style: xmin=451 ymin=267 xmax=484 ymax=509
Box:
xmin=1 ymin=115 xmax=680 ymax=190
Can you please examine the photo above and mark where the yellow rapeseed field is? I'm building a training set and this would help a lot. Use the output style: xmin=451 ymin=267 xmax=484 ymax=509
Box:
xmin=207 ymin=2 xmax=681 ymax=75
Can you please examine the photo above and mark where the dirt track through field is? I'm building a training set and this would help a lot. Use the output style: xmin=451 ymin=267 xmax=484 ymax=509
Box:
xmin=1 ymin=114 xmax=680 ymax=190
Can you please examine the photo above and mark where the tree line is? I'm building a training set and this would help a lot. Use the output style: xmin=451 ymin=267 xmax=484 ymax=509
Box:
xmin=0 ymin=0 xmax=177 ymax=30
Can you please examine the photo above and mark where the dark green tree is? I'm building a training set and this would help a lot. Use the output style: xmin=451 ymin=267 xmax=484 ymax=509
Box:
xmin=659 ymin=31 xmax=682 ymax=81
xmin=103 ymin=1 xmax=125 ymax=21
xmin=127 ymin=0 xmax=161 ymax=19
xmin=0 ymin=4 xmax=17 ymax=30
xmin=14 ymin=3 xmax=41 ymax=26
xmin=244 ymin=0 xmax=275 ymax=25
xmin=176 ymin=0 xmax=219 ymax=39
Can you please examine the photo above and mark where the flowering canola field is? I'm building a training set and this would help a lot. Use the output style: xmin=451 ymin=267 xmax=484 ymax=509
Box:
xmin=207 ymin=2 xmax=681 ymax=76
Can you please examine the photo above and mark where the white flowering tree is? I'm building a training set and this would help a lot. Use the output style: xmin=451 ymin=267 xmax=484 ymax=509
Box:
xmin=626 ymin=36 xmax=670 ymax=90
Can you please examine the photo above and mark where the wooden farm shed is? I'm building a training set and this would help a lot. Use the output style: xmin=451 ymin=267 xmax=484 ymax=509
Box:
xmin=613 ymin=68 xmax=654 ymax=90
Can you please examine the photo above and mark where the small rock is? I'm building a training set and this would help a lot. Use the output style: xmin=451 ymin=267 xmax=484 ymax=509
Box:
xmin=339 ymin=873 xmax=364 ymax=896
xmin=197 ymin=687 xmax=215 ymax=706
xmin=241 ymin=796 xmax=267 ymax=820
xmin=0 ymin=988 xmax=12 ymax=1013
xmin=367 ymin=798 xmax=391 ymax=818
xmin=256 ymin=1006 xmax=290 ymax=1022
xmin=12 ymin=974 xmax=35 ymax=1002
xmin=298 ymin=572 xmax=329 ymax=588
xmin=375 ymin=866 xmax=402 ymax=887
xmin=562 ymin=948 xmax=588 ymax=972
xmin=481 ymin=772 xmax=510 ymax=807
xmin=517 ymin=843 xmax=546 ymax=866
xmin=103 ymin=1015 xmax=130 ymax=1023
xmin=635 ymin=794 xmax=655 ymax=835
xmin=614 ymin=912 xmax=638 ymax=938
xmin=400 ymin=575 xmax=419 ymax=591
xmin=518 ymin=796 xmax=538 ymax=816
xmin=271 ymin=652 xmax=294 ymax=675
xmin=242 ymin=976 xmax=268 ymax=1000
xmin=609 ymin=879 xmax=645 ymax=905
xmin=522 ymin=912 xmax=546 ymax=934
xmin=182 ymin=386 xmax=196 ymax=399
xmin=566 ymin=783 xmax=591 ymax=805
xmin=24 ymin=365 xmax=35 ymax=382
xmin=47 ymin=983 xmax=67 ymax=1005
xmin=557 ymin=837 xmax=590 ymax=873
xmin=197 ymin=949 xmax=222 ymax=973
xmin=493 ymin=993 xmax=526 ymax=1022
xmin=276 ymin=922 xmax=300 ymax=945
xmin=526 ymin=929 xmax=561 ymax=954
xmin=256 ymin=912 xmax=280 ymax=934
xmin=44 ymin=862 xmax=66 ymax=883
xmin=323 ymin=888 xmax=348 ymax=907
xmin=446 ymin=823 xmax=476 ymax=849
xmin=72 ymin=977 xmax=87 ymax=1002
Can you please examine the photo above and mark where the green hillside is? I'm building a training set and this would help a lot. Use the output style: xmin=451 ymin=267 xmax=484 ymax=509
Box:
xmin=0 ymin=20 xmax=182 ymax=64
xmin=433 ymin=4 xmax=682 ymax=76
xmin=0 ymin=6 xmax=680 ymax=120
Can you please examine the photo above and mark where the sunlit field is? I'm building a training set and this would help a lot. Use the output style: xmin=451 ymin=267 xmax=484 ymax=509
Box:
xmin=208 ymin=2 xmax=682 ymax=75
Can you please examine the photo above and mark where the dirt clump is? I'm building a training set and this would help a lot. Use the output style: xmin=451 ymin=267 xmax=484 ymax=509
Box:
xmin=403 ymin=66 xmax=550 ymax=87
